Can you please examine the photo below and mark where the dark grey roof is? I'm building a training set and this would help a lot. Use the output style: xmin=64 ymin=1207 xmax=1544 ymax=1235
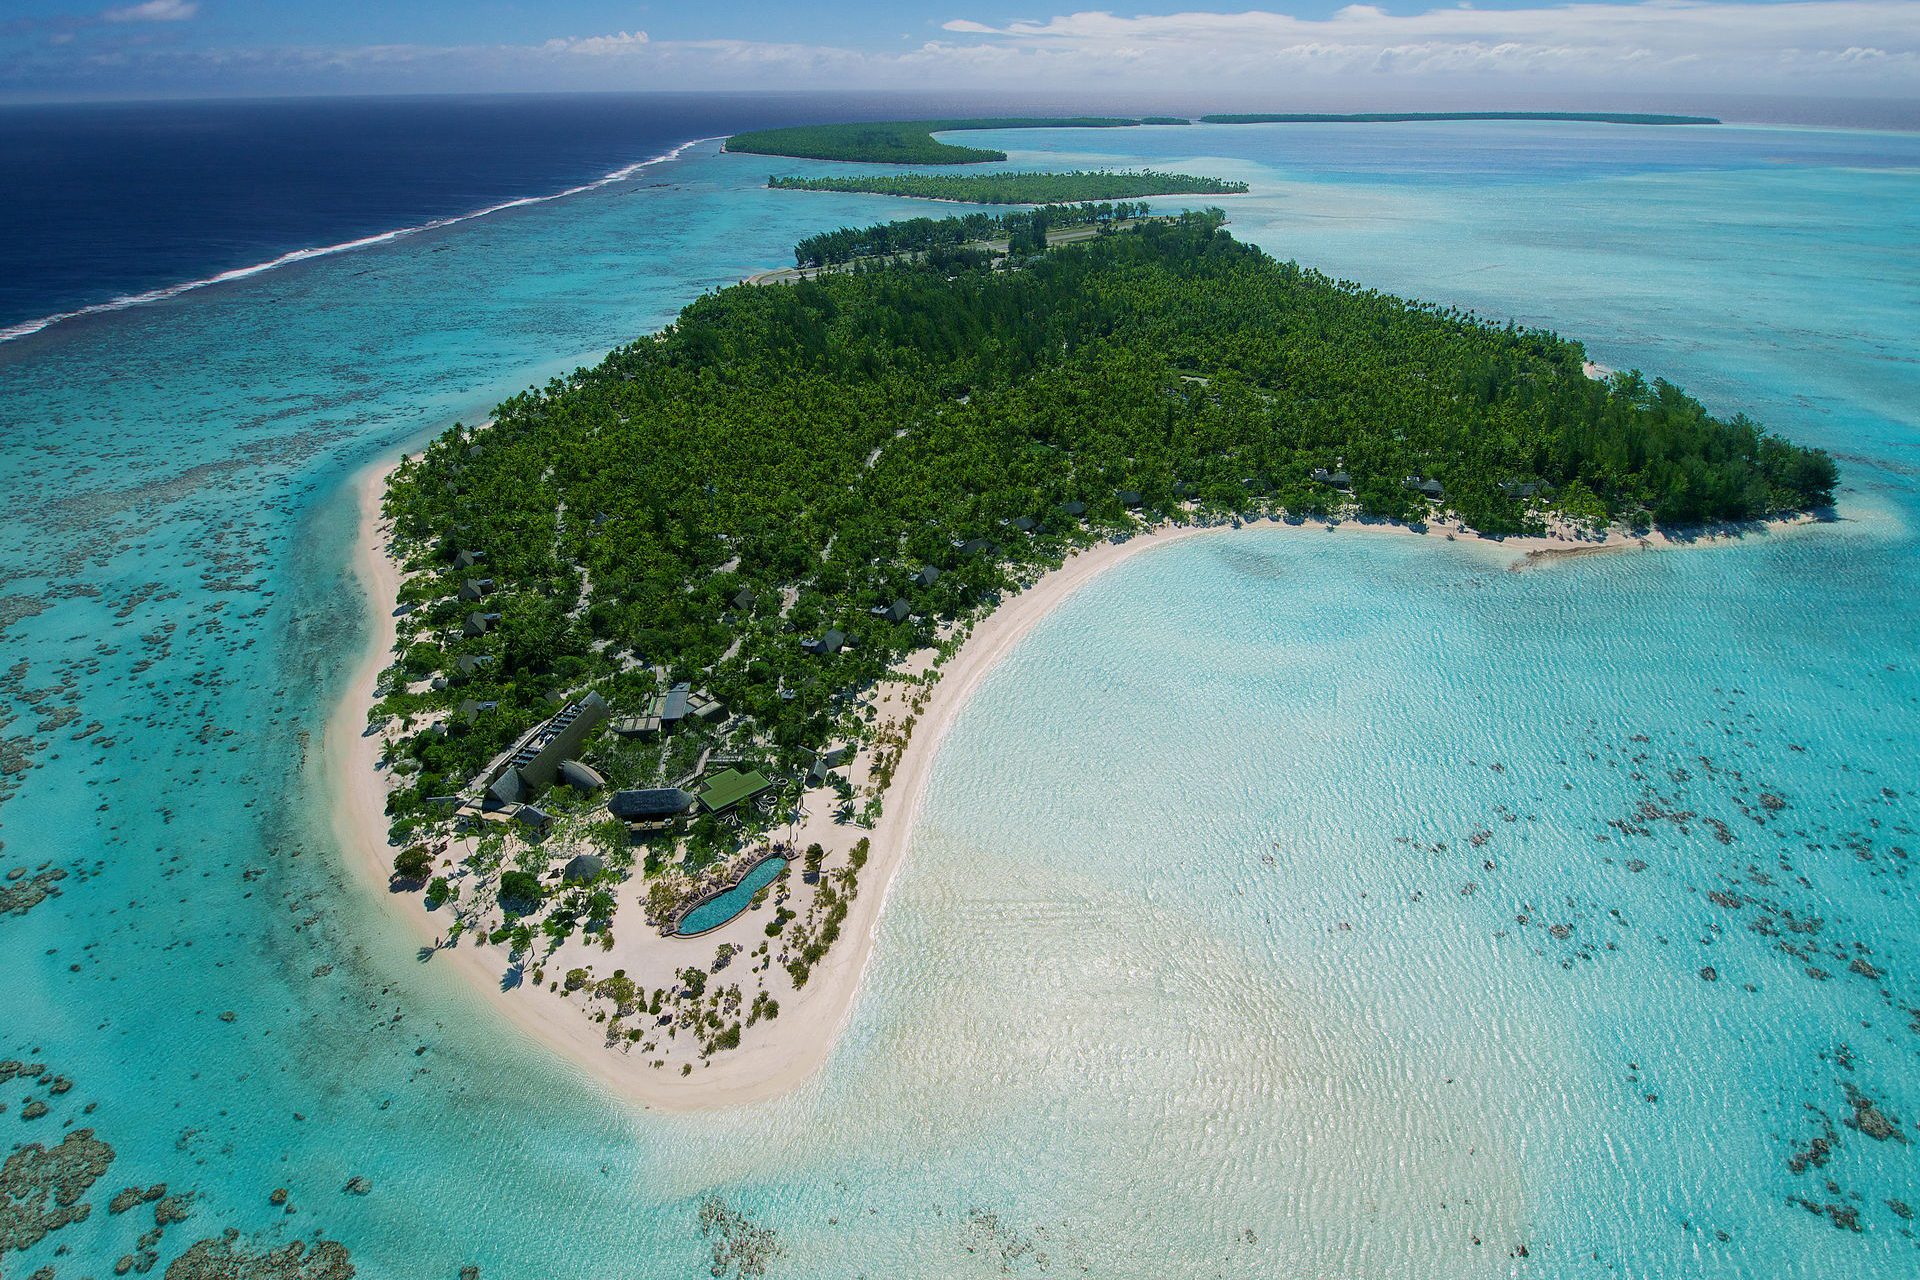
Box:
xmin=609 ymin=787 xmax=695 ymax=821
xmin=558 ymin=759 xmax=606 ymax=792
xmin=732 ymin=587 xmax=755 ymax=611
xmin=912 ymin=565 xmax=940 ymax=587
xmin=1117 ymin=490 xmax=1143 ymax=507
xmin=459 ymin=698 xmax=498 ymax=723
xmin=1059 ymin=500 xmax=1088 ymax=518
xmin=486 ymin=766 xmax=525 ymax=808
xmin=562 ymin=853 xmax=605 ymax=884
xmin=660 ymin=682 xmax=691 ymax=722
xmin=1010 ymin=516 xmax=1038 ymax=533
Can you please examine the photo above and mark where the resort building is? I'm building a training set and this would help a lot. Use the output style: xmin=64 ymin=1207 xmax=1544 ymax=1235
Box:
xmin=463 ymin=610 xmax=500 ymax=637
xmin=1404 ymin=475 xmax=1445 ymax=499
xmin=1311 ymin=468 xmax=1352 ymax=489
xmin=869 ymin=598 xmax=911 ymax=624
xmin=558 ymin=759 xmax=606 ymax=793
xmin=611 ymin=682 xmax=725 ymax=739
xmin=562 ymin=853 xmax=606 ymax=884
xmin=513 ymin=804 xmax=552 ymax=838
xmin=697 ymin=767 xmax=775 ymax=816
xmin=458 ymin=577 xmax=496 ymax=602
xmin=802 ymin=629 xmax=846 ymax=656
xmin=911 ymin=565 xmax=940 ymax=588
xmin=458 ymin=698 xmax=498 ymax=725
xmin=609 ymin=787 xmax=696 ymax=823
xmin=806 ymin=744 xmax=852 ymax=787
xmin=480 ymin=691 xmax=610 ymax=805
xmin=486 ymin=766 xmax=526 ymax=809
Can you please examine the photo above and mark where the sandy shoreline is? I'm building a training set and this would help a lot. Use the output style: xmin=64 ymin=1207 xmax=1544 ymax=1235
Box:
xmin=326 ymin=455 xmax=1816 ymax=1109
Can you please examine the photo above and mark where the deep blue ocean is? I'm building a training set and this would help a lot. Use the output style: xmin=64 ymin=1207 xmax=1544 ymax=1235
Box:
xmin=0 ymin=97 xmax=1916 ymax=1278
xmin=4 ymin=91 xmax=1913 ymax=337
xmin=0 ymin=91 xmax=1043 ymax=334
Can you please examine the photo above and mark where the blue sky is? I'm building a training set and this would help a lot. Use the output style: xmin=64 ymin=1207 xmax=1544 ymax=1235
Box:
xmin=3 ymin=1 xmax=1916 ymax=101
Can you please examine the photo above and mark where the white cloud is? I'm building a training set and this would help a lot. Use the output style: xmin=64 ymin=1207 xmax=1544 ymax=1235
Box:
xmin=922 ymin=1 xmax=1920 ymax=86
xmin=102 ymin=0 xmax=197 ymax=21
xmin=541 ymin=30 xmax=650 ymax=56
xmin=13 ymin=0 xmax=1919 ymax=97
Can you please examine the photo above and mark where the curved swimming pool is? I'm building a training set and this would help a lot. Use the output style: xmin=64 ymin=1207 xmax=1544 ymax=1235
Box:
xmin=673 ymin=855 xmax=788 ymax=936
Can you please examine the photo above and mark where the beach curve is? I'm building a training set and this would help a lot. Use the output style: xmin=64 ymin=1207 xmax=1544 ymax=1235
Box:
xmin=326 ymin=443 xmax=1822 ymax=1110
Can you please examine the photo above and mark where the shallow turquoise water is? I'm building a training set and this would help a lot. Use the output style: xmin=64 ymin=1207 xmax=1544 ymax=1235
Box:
xmin=677 ymin=858 xmax=788 ymax=937
xmin=0 ymin=122 xmax=1915 ymax=1277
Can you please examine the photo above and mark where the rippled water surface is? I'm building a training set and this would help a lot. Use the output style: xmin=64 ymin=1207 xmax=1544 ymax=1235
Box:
xmin=0 ymin=117 xmax=1915 ymax=1278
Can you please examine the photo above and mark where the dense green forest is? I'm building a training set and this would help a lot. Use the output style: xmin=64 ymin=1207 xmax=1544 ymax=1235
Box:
xmin=792 ymin=202 xmax=1153 ymax=267
xmin=725 ymin=118 xmax=1159 ymax=164
xmin=1199 ymin=112 xmax=1720 ymax=126
xmin=379 ymin=212 xmax=1833 ymax=846
xmin=768 ymin=169 xmax=1248 ymax=203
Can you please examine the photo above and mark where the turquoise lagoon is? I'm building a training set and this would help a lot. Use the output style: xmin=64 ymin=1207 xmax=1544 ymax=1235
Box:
xmin=0 ymin=119 xmax=1915 ymax=1277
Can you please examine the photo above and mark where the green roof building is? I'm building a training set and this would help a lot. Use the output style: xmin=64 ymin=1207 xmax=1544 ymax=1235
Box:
xmin=698 ymin=767 xmax=775 ymax=814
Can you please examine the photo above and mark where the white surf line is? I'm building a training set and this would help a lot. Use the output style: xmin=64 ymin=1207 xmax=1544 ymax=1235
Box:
xmin=0 ymin=136 xmax=720 ymax=347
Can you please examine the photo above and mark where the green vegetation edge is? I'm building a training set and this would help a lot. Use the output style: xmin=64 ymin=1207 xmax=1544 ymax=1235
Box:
xmin=724 ymin=117 xmax=1171 ymax=164
xmin=768 ymin=170 xmax=1248 ymax=204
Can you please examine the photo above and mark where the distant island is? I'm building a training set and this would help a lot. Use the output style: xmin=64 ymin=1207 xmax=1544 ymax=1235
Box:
xmin=725 ymin=117 xmax=1177 ymax=164
xmin=350 ymin=208 xmax=1832 ymax=1101
xmin=767 ymin=170 xmax=1248 ymax=204
xmin=1200 ymin=112 xmax=1721 ymax=126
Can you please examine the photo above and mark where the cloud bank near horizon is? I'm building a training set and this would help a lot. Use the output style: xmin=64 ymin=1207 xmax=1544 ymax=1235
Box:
xmin=4 ymin=1 xmax=1916 ymax=99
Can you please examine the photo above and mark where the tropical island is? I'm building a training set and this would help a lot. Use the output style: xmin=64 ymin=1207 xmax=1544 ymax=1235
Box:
xmin=767 ymin=169 xmax=1248 ymax=204
xmin=1199 ymin=111 xmax=1721 ymax=126
xmin=724 ymin=117 xmax=1177 ymax=164
xmin=345 ymin=207 xmax=1833 ymax=1104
